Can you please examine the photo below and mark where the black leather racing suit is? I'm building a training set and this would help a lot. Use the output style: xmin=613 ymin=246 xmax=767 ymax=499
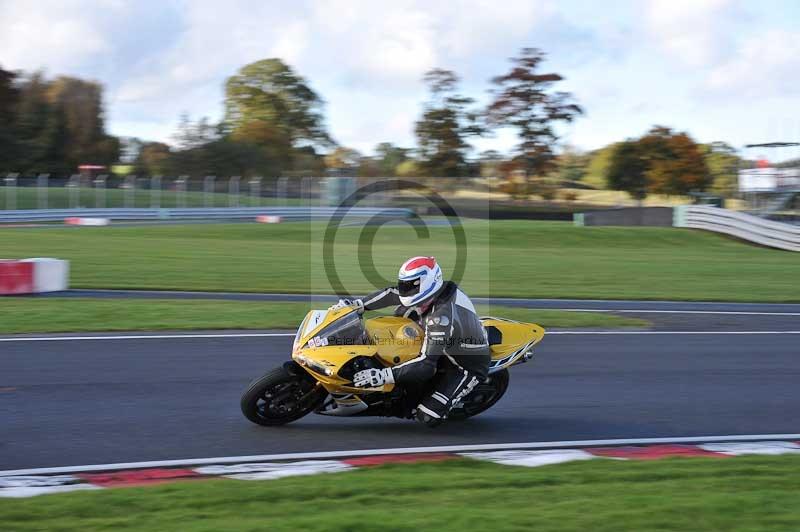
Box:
xmin=361 ymin=281 xmax=490 ymax=424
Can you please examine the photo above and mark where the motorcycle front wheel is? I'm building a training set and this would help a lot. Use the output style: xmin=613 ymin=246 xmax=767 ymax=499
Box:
xmin=240 ymin=364 xmax=326 ymax=426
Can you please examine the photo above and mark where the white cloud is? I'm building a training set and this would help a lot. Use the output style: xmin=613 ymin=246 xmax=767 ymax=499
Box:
xmin=704 ymin=29 xmax=800 ymax=98
xmin=270 ymin=21 xmax=310 ymax=65
xmin=5 ymin=0 xmax=797 ymax=154
xmin=644 ymin=0 xmax=739 ymax=68
xmin=305 ymin=0 xmax=438 ymax=86
xmin=0 ymin=0 xmax=116 ymax=72
xmin=429 ymin=0 xmax=556 ymax=58
xmin=109 ymin=0 xmax=562 ymax=147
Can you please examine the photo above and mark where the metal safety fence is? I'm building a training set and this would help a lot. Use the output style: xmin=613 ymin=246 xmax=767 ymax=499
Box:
xmin=0 ymin=206 xmax=414 ymax=224
xmin=0 ymin=174 xmax=345 ymax=211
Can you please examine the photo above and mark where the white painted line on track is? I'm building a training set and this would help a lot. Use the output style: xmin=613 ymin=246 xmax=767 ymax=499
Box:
xmin=540 ymin=309 xmax=800 ymax=316
xmin=3 ymin=433 xmax=799 ymax=477
xmin=1 ymin=331 xmax=800 ymax=342
xmin=479 ymin=296 xmax=800 ymax=306
xmin=547 ymin=331 xmax=800 ymax=335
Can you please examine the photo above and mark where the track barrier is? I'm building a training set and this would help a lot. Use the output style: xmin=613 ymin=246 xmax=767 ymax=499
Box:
xmin=0 ymin=258 xmax=69 ymax=294
xmin=575 ymin=206 xmax=799 ymax=252
xmin=0 ymin=207 xmax=413 ymax=223
xmin=674 ymin=206 xmax=800 ymax=252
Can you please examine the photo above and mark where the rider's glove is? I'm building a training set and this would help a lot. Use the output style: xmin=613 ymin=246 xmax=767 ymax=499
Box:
xmin=353 ymin=368 xmax=394 ymax=388
xmin=330 ymin=298 xmax=365 ymax=314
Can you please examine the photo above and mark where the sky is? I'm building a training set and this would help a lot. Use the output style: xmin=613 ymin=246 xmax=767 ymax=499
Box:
xmin=1 ymin=0 xmax=799 ymax=157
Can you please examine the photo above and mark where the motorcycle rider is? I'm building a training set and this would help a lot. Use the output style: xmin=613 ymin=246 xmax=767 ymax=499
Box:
xmin=330 ymin=256 xmax=490 ymax=427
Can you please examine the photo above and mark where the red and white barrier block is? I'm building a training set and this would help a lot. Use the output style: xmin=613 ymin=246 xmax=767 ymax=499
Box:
xmin=65 ymin=217 xmax=111 ymax=226
xmin=0 ymin=258 xmax=69 ymax=295
xmin=255 ymin=215 xmax=282 ymax=224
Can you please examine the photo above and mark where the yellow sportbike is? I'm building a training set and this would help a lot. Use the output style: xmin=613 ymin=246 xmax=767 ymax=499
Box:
xmin=241 ymin=307 xmax=545 ymax=426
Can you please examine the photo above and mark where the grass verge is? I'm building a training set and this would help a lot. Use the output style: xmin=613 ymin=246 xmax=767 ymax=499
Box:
xmin=0 ymin=221 xmax=796 ymax=301
xmin=1 ymin=456 xmax=799 ymax=531
xmin=0 ymin=298 xmax=647 ymax=334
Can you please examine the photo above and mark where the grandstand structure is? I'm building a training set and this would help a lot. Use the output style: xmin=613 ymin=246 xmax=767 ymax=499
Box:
xmin=739 ymin=142 xmax=800 ymax=223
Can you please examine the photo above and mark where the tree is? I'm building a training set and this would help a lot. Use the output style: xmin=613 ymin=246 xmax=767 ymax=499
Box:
xmin=173 ymin=114 xmax=218 ymax=150
xmin=46 ymin=76 xmax=118 ymax=169
xmin=607 ymin=140 xmax=649 ymax=201
xmin=486 ymin=48 xmax=582 ymax=182
xmin=168 ymin=114 xmax=219 ymax=176
xmin=639 ymin=126 xmax=711 ymax=196
xmin=478 ymin=150 xmax=504 ymax=178
xmin=374 ymin=142 xmax=410 ymax=176
xmin=14 ymin=72 xmax=62 ymax=173
xmin=584 ymin=143 xmax=618 ymax=189
xmin=223 ymin=58 xmax=332 ymax=174
xmin=395 ymin=159 xmax=421 ymax=178
xmin=414 ymin=68 xmax=482 ymax=177
xmin=324 ymin=147 xmax=362 ymax=173
xmin=555 ymin=145 xmax=589 ymax=183
xmin=135 ymin=142 xmax=172 ymax=176
xmin=356 ymin=156 xmax=381 ymax=178
xmin=0 ymin=66 xmax=20 ymax=170
xmin=703 ymin=141 xmax=740 ymax=196
xmin=606 ymin=126 xmax=711 ymax=200
xmin=9 ymin=72 xmax=118 ymax=174
xmin=291 ymin=146 xmax=326 ymax=176
xmin=227 ymin=119 xmax=292 ymax=172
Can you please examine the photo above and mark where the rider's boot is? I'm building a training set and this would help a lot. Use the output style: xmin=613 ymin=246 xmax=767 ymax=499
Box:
xmin=414 ymin=368 xmax=480 ymax=427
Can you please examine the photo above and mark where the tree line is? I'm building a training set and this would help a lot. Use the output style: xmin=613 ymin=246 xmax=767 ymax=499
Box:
xmin=0 ymin=69 xmax=119 ymax=175
xmin=1 ymin=48 xmax=744 ymax=200
xmin=0 ymin=49 xmax=581 ymax=181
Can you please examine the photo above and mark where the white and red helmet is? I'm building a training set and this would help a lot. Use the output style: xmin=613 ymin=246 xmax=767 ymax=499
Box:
xmin=397 ymin=256 xmax=444 ymax=307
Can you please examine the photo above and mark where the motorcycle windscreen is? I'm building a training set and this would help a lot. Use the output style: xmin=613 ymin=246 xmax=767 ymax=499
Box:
xmin=301 ymin=311 xmax=368 ymax=349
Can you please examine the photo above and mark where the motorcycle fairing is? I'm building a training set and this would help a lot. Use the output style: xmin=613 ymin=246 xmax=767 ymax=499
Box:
xmin=292 ymin=308 xmax=545 ymax=398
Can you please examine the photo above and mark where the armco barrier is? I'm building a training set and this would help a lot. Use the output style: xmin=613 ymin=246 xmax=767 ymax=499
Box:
xmin=674 ymin=205 xmax=800 ymax=252
xmin=0 ymin=207 xmax=414 ymax=223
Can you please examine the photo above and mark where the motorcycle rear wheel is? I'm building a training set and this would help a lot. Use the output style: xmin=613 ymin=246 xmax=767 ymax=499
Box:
xmin=448 ymin=369 xmax=509 ymax=420
xmin=241 ymin=365 xmax=326 ymax=426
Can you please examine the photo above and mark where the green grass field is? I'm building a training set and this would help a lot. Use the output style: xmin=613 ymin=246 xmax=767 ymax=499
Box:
xmin=0 ymin=299 xmax=646 ymax=333
xmin=1 ymin=456 xmax=799 ymax=531
xmin=0 ymin=220 xmax=796 ymax=301
xmin=0 ymin=186 xmax=303 ymax=209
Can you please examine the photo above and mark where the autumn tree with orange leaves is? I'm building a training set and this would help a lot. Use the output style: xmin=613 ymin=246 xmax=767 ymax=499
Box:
xmin=608 ymin=126 xmax=711 ymax=200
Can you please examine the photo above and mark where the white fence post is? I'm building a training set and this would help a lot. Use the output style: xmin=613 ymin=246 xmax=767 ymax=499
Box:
xmin=229 ymin=176 xmax=241 ymax=207
xmin=151 ymin=176 xmax=162 ymax=209
xmin=67 ymin=174 xmax=80 ymax=208
xmin=277 ymin=177 xmax=288 ymax=206
xmin=249 ymin=177 xmax=262 ymax=205
xmin=124 ymin=175 xmax=136 ymax=208
xmin=4 ymin=173 xmax=18 ymax=210
xmin=204 ymin=176 xmax=216 ymax=208
xmin=300 ymin=177 xmax=311 ymax=206
xmin=37 ymin=174 xmax=49 ymax=209
xmin=94 ymin=175 xmax=107 ymax=208
xmin=176 ymin=176 xmax=188 ymax=209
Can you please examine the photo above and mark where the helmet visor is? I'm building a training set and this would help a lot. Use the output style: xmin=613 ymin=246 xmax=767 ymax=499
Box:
xmin=397 ymin=278 xmax=421 ymax=298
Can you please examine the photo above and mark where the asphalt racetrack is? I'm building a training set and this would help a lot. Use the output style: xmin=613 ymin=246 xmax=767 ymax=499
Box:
xmin=2 ymin=299 xmax=799 ymax=471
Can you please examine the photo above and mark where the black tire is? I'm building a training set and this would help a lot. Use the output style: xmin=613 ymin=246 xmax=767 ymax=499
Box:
xmin=240 ymin=365 xmax=326 ymax=426
xmin=449 ymin=369 xmax=509 ymax=421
